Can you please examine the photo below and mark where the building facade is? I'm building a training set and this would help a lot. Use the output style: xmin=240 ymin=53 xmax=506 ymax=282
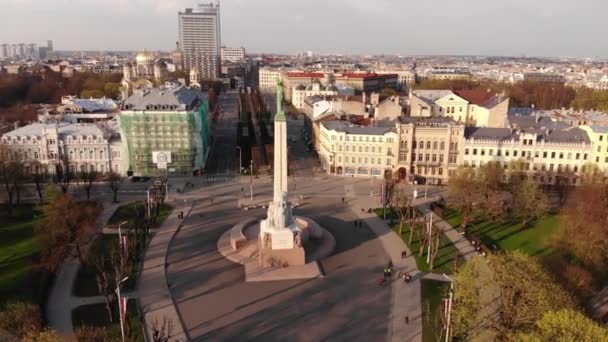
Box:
xmin=0 ymin=122 xmax=126 ymax=176
xmin=409 ymin=89 xmax=509 ymax=128
xmin=118 ymin=85 xmax=211 ymax=177
xmin=259 ymin=68 xmax=285 ymax=92
xmin=179 ymin=2 xmax=221 ymax=80
xmin=291 ymin=81 xmax=338 ymax=109
xmin=334 ymin=73 xmax=398 ymax=93
xmin=220 ymin=46 xmax=245 ymax=63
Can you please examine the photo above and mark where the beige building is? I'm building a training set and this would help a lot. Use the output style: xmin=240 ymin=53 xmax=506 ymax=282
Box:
xmin=409 ymin=89 xmax=509 ymax=128
xmin=282 ymin=72 xmax=325 ymax=101
xmin=259 ymin=68 xmax=286 ymax=92
xmin=523 ymin=72 xmax=566 ymax=84
xmin=579 ymin=125 xmax=608 ymax=175
xmin=318 ymin=117 xmax=463 ymax=184
xmin=318 ymin=121 xmax=399 ymax=177
xmin=374 ymin=96 xmax=404 ymax=123
xmin=462 ymin=126 xmax=592 ymax=185
xmin=376 ymin=70 xmax=416 ymax=91
xmin=0 ymin=122 xmax=126 ymax=176
xmin=427 ymin=70 xmax=471 ymax=81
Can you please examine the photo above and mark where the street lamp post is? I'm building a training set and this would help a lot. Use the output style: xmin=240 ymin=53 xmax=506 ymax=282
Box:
xmin=236 ymin=146 xmax=242 ymax=175
xmin=443 ymin=274 xmax=454 ymax=342
xmin=146 ymin=186 xmax=155 ymax=219
xmin=250 ymin=160 xmax=254 ymax=201
xmin=118 ymin=220 xmax=127 ymax=254
xmin=425 ymin=181 xmax=428 ymax=198
xmin=116 ymin=276 xmax=129 ymax=342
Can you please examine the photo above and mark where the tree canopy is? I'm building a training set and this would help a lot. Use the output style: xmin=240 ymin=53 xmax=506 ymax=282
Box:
xmin=451 ymin=251 xmax=576 ymax=340
xmin=513 ymin=309 xmax=608 ymax=342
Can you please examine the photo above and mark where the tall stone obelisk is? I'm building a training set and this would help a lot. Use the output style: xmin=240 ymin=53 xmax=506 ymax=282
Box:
xmin=259 ymin=81 xmax=299 ymax=251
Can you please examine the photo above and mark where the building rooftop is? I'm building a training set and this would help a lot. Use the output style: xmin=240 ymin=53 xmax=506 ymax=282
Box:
xmin=322 ymin=120 xmax=396 ymax=135
xmin=122 ymin=85 xmax=206 ymax=111
xmin=2 ymin=122 xmax=109 ymax=139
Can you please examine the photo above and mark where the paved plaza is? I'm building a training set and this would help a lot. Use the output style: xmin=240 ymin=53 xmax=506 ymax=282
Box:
xmin=166 ymin=192 xmax=393 ymax=341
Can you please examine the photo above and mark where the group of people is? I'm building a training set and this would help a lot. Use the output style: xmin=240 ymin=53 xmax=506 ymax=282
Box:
xmin=379 ymin=260 xmax=412 ymax=286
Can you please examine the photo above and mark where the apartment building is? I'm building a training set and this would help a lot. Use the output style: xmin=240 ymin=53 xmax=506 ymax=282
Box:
xmin=318 ymin=121 xmax=399 ymax=177
xmin=409 ymin=89 xmax=509 ymax=128
xmin=462 ymin=126 xmax=592 ymax=185
xmin=333 ymin=72 xmax=398 ymax=93
xmin=523 ymin=72 xmax=566 ymax=84
xmin=259 ymin=68 xmax=286 ymax=92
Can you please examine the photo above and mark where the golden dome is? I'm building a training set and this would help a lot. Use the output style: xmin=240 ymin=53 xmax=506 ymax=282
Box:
xmin=135 ymin=51 xmax=155 ymax=64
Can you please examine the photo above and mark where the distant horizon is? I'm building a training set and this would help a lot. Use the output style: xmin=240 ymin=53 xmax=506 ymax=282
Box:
xmin=2 ymin=0 xmax=608 ymax=59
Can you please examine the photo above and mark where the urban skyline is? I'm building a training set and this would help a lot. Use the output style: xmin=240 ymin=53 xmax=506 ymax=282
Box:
xmin=2 ymin=0 xmax=608 ymax=58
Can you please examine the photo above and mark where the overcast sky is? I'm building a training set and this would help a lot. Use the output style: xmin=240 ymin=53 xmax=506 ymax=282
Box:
xmin=1 ymin=0 xmax=607 ymax=57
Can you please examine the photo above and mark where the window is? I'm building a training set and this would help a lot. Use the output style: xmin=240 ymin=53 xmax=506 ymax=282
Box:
xmin=433 ymin=142 xmax=438 ymax=150
xmin=359 ymin=146 xmax=362 ymax=152
xmin=419 ymin=141 xmax=424 ymax=149
xmin=505 ymin=150 xmax=510 ymax=157
xmin=513 ymin=150 xmax=518 ymax=157
xmin=465 ymin=148 xmax=469 ymax=155
xmin=481 ymin=149 xmax=486 ymax=156
xmin=440 ymin=142 xmax=445 ymax=150
xmin=346 ymin=145 xmax=350 ymax=152
xmin=439 ymin=155 xmax=444 ymax=163
xmin=473 ymin=149 xmax=477 ymax=155
xmin=497 ymin=149 xmax=502 ymax=157
xmin=584 ymin=153 xmax=588 ymax=160
xmin=339 ymin=145 xmax=342 ymax=151
xmin=543 ymin=151 xmax=548 ymax=158
xmin=372 ymin=147 xmax=375 ymax=153
xmin=365 ymin=146 xmax=369 ymax=153
xmin=432 ymin=154 xmax=437 ymax=162
xmin=601 ymin=136 xmax=604 ymax=141
xmin=559 ymin=153 xmax=564 ymax=159
xmin=418 ymin=154 xmax=423 ymax=161
xmin=386 ymin=158 xmax=391 ymax=165
xmin=551 ymin=152 xmax=556 ymax=158
xmin=438 ymin=167 xmax=443 ymax=175
xmin=425 ymin=154 xmax=430 ymax=162
xmin=575 ymin=153 xmax=580 ymax=160
xmin=378 ymin=147 xmax=382 ymax=153
xmin=489 ymin=149 xmax=494 ymax=156
xmin=426 ymin=142 xmax=431 ymax=149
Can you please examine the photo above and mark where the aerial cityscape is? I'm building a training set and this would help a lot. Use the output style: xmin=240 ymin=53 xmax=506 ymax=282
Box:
xmin=1 ymin=1 xmax=608 ymax=341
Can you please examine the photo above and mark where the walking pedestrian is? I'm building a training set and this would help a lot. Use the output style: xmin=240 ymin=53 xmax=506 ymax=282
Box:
xmin=405 ymin=315 xmax=409 ymax=324
xmin=341 ymin=197 xmax=345 ymax=203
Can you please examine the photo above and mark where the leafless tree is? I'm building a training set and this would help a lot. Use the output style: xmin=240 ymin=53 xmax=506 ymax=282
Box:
xmin=79 ymin=164 xmax=98 ymax=201
xmin=94 ymin=246 xmax=128 ymax=323
xmin=391 ymin=185 xmax=412 ymax=236
xmin=30 ymin=161 xmax=46 ymax=204
xmin=55 ymin=154 xmax=73 ymax=194
xmin=150 ymin=316 xmax=174 ymax=342
xmin=107 ymin=172 xmax=123 ymax=203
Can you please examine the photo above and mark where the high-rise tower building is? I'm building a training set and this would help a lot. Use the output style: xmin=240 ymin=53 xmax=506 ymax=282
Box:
xmin=178 ymin=2 xmax=221 ymax=80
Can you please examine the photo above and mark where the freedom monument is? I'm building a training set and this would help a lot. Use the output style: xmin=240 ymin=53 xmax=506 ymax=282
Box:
xmin=218 ymin=82 xmax=334 ymax=280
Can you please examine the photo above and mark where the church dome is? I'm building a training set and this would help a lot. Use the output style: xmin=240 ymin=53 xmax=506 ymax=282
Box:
xmin=136 ymin=51 xmax=155 ymax=64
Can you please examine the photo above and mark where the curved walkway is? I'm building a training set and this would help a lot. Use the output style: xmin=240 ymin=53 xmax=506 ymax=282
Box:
xmin=46 ymin=202 xmax=119 ymax=340
xmin=139 ymin=202 xmax=193 ymax=342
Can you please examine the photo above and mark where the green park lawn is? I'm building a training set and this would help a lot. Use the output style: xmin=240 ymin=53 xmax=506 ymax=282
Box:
xmin=107 ymin=201 xmax=173 ymax=227
xmin=421 ymin=279 xmax=450 ymax=342
xmin=72 ymin=298 xmax=143 ymax=341
xmin=443 ymin=208 xmax=560 ymax=256
xmin=0 ymin=204 xmax=46 ymax=305
xmin=375 ymin=208 xmax=462 ymax=274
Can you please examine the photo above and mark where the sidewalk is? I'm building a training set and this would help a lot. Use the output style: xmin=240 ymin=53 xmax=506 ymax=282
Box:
xmin=46 ymin=202 xmax=120 ymax=340
xmin=138 ymin=202 xmax=193 ymax=342
xmin=418 ymin=201 xmax=479 ymax=261
xmin=352 ymin=196 xmax=423 ymax=342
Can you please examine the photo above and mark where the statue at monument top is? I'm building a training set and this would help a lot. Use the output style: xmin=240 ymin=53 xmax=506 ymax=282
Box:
xmin=275 ymin=80 xmax=286 ymax=121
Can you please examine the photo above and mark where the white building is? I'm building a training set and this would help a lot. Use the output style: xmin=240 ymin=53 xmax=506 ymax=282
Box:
xmin=291 ymin=81 xmax=339 ymax=109
xmin=0 ymin=122 xmax=126 ymax=176
xmin=220 ymin=46 xmax=245 ymax=63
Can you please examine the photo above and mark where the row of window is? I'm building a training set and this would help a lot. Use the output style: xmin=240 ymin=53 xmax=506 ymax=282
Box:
xmin=330 ymin=135 xmax=394 ymax=143
xmin=334 ymin=145 xmax=385 ymax=153
xmin=463 ymin=160 xmax=589 ymax=174
xmin=464 ymin=148 xmax=589 ymax=161
xmin=332 ymin=155 xmax=392 ymax=165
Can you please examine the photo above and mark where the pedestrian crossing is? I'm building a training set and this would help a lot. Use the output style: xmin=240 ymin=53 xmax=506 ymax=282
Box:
xmin=203 ymin=175 xmax=237 ymax=184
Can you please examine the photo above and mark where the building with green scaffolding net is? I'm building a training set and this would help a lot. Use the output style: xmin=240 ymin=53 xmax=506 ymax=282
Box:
xmin=118 ymin=84 xmax=211 ymax=177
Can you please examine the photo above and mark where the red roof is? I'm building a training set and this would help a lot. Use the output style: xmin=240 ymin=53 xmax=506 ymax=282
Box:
xmin=286 ymin=72 xmax=325 ymax=78
xmin=452 ymin=90 xmax=495 ymax=106
xmin=338 ymin=72 xmax=398 ymax=79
